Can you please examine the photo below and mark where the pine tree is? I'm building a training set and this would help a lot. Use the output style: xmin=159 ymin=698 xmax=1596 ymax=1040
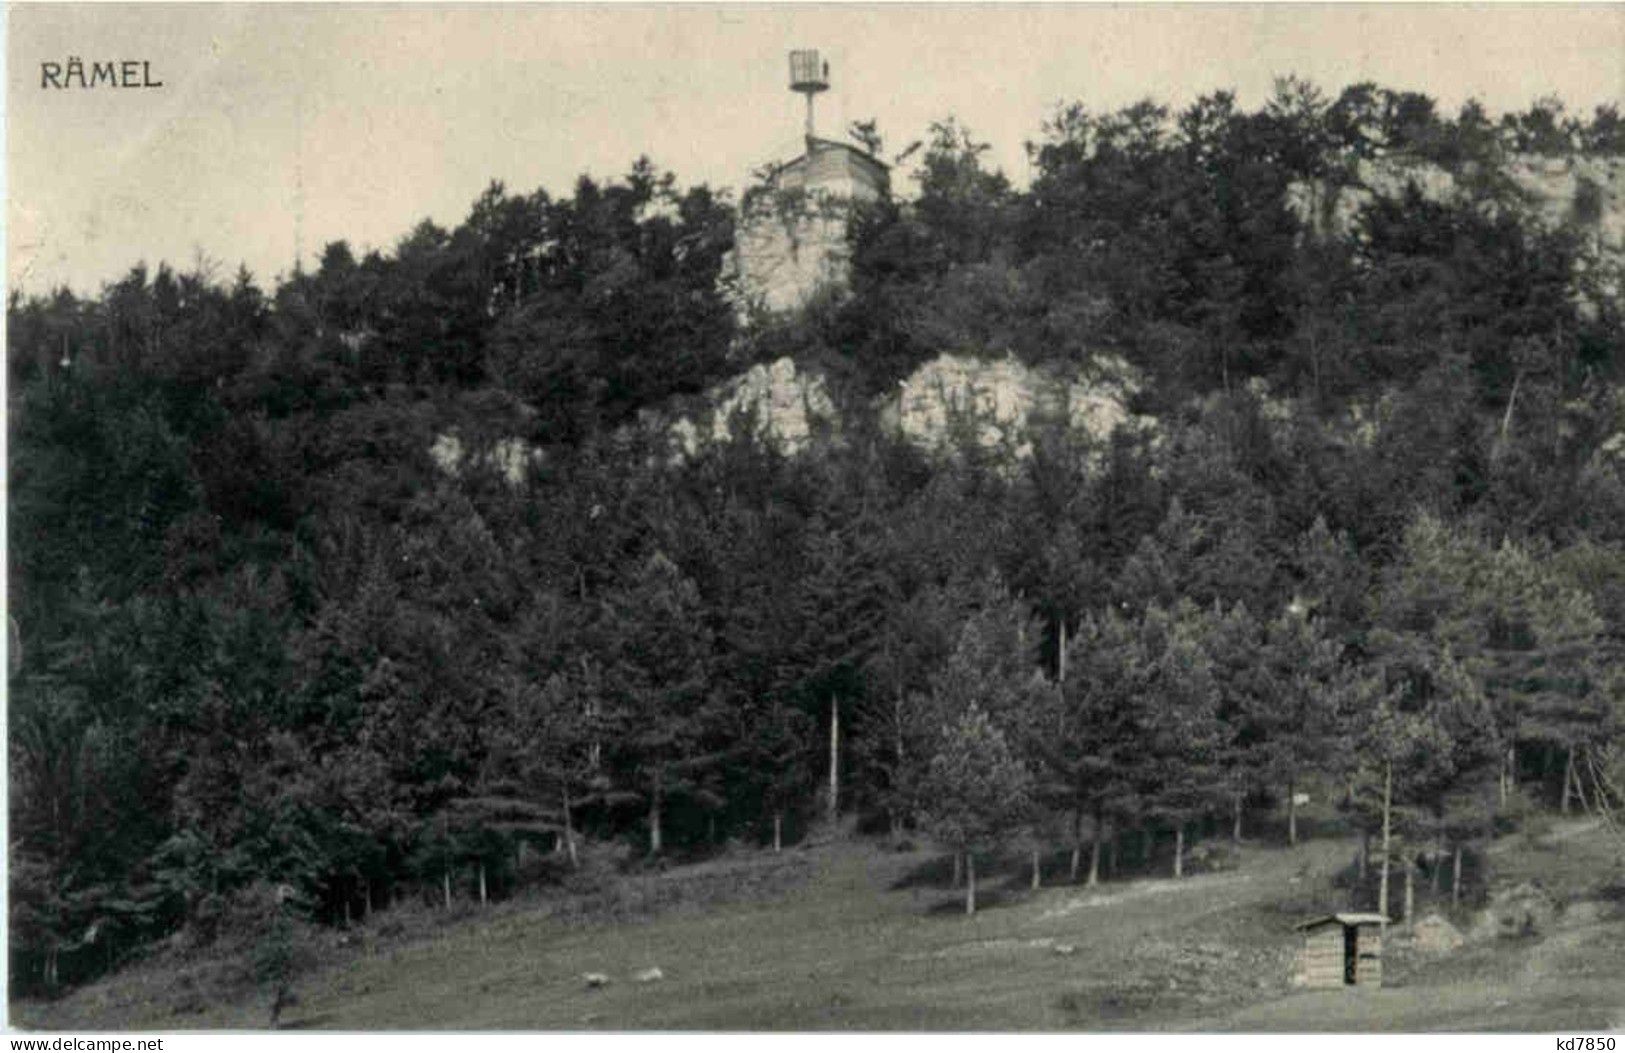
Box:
xmin=860 ymin=577 xmax=981 ymax=843
xmin=917 ymin=705 xmax=1033 ymax=914
xmin=1131 ymin=603 xmax=1226 ymax=877
xmin=1251 ymin=607 xmax=1355 ymax=846
xmin=596 ymin=551 xmax=714 ymax=856
xmin=1050 ymin=609 xmax=1148 ymax=886
xmin=790 ymin=517 xmax=886 ymax=828
xmin=926 ymin=582 xmax=1054 ymax=875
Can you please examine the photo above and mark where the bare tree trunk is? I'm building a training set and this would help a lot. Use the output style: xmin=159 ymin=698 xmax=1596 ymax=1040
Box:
xmin=774 ymin=812 xmax=783 ymax=853
xmin=1031 ymin=845 xmax=1042 ymax=890
xmin=1452 ymin=844 xmax=1463 ymax=910
xmin=966 ymin=853 xmax=977 ymax=915
xmin=893 ymin=694 xmax=906 ymax=842
xmin=1058 ymin=619 xmax=1067 ymax=682
xmin=1403 ymin=856 xmax=1415 ymax=928
xmin=479 ymin=861 xmax=488 ymax=907
xmin=1432 ymin=830 xmax=1443 ymax=894
xmin=1088 ymin=813 xmax=1103 ymax=887
xmin=1174 ymin=824 xmax=1185 ymax=878
xmin=1287 ymin=778 xmax=1298 ymax=847
xmin=581 ymin=655 xmax=601 ymax=772
xmin=1572 ymin=746 xmax=1593 ymax=813
xmin=827 ymin=696 xmax=840 ymax=828
xmin=1069 ymin=807 xmax=1082 ymax=883
xmin=1496 ymin=370 xmax=1524 ymax=460
xmin=1232 ymin=790 xmax=1244 ymax=844
xmin=650 ymin=773 xmax=664 ymax=856
xmin=563 ymin=787 xmax=578 ymax=868
xmin=440 ymin=809 xmax=453 ymax=910
xmin=1561 ymin=749 xmax=1575 ymax=814
xmin=1378 ymin=760 xmax=1393 ymax=927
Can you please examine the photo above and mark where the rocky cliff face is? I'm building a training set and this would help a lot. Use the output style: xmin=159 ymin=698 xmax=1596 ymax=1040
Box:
xmin=429 ymin=432 xmax=543 ymax=486
xmin=1288 ymin=154 xmax=1625 ymax=277
xmin=883 ymin=353 xmax=1153 ymax=461
xmin=651 ymin=352 xmax=1152 ymax=465
xmin=666 ymin=356 xmax=839 ymax=456
xmin=724 ymin=191 xmax=862 ymax=318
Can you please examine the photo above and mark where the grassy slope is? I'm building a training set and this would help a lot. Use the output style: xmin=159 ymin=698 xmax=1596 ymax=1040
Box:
xmin=1198 ymin=819 xmax=1625 ymax=1032
xmin=15 ymin=819 xmax=1624 ymax=1032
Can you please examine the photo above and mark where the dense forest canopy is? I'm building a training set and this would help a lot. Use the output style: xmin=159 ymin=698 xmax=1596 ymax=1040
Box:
xmin=10 ymin=82 xmax=1625 ymax=990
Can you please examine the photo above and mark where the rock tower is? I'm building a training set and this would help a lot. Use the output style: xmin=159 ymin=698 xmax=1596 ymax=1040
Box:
xmin=727 ymin=50 xmax=890 ymax=317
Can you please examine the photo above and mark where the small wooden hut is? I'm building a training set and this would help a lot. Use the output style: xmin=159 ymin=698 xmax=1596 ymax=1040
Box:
xmin=1293 ymin=913 xmax=1386 ymax=988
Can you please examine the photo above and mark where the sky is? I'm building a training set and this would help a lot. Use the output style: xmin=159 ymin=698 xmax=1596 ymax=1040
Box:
xmin=7 ymin=3 xmax=1625 ymax=296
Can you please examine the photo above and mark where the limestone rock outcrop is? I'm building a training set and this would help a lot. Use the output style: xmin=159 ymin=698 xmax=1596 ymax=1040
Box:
xmin=884 ymin=352 xmax=1153 ymax=462
xmin=726 ymin=191 xmax=861 ymax=317
xmin=428 ymin=433 xmax=542 ymax=486
xmin=1288 ymin=154 xmax=1625 ymax=304
xmin=654 ymin=352 xmax=1153 ymax=465
xmin=666 ymin=356 xmax=839 ymax=456
xmin=442 ymin=352 xmax=1155 ymax=479
xmin=725 ymin=140 xmax=889 ymax=318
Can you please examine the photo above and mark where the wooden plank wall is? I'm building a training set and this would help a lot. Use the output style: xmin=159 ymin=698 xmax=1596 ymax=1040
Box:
xmin=1355 ymin=928 xmax=1383 ymax=986
xmin=1297 ymin=927 xmax=1347 ymax=989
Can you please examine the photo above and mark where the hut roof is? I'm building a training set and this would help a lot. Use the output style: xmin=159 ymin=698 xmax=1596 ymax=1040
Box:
xmin=806 ymin=136 xmax=891 ymax=169
xmin=771 ymin=137 xmax=891 ymax=180
xmin=1294 ymin=912 xmax=1389 ymax=931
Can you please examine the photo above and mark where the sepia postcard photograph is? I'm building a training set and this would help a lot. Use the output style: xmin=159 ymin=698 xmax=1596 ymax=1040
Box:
xmin=6 ymin=1 xmax=1625 ymax=1037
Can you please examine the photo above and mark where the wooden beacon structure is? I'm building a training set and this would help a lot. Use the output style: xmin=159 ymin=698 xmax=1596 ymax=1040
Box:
xmin=1293 ymin=913 xmax=1386 ymax=988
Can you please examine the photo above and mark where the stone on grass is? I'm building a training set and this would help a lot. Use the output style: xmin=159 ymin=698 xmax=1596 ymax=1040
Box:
xmin=1411 ymin=913 xmax=1465 ymax=955
xmin=1472 ymin=882 xmax=1557 ymax=939
xmin=633 ymin=966 xmax=665 ymax=983
xmin=584 ymin=972 xmax=610 ymax=989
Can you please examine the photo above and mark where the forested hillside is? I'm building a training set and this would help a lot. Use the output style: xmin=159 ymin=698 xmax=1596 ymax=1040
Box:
xmin=10 ymin=82 xmax=1625 ymax=995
